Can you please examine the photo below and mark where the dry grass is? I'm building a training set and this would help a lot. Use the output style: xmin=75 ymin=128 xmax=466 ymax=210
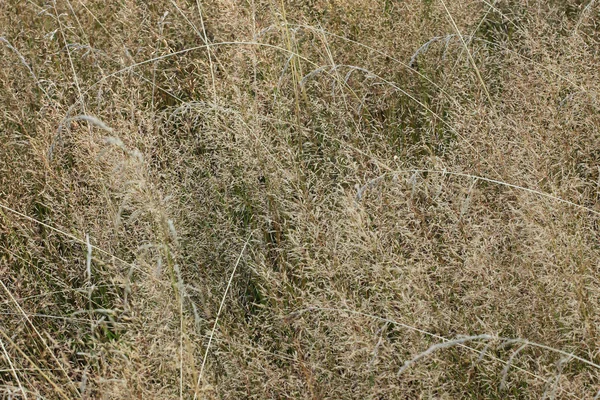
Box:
xmin=1 ymin=0 xmax=599 ymax=398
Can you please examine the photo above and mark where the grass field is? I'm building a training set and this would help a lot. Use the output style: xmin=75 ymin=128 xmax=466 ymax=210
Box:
xmin=1 ymin=0 xmax=599 ymax=398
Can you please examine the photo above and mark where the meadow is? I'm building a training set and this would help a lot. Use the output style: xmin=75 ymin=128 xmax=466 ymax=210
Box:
xmin=1 ymin=0 xmax=599 ymax=398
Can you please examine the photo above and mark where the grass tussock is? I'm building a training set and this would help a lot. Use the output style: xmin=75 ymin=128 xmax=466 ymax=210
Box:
xmin=1 ymin=0 xmax=599 ymax=398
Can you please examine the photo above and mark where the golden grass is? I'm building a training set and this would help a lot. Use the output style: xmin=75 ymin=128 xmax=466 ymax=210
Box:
xmin=1 ymin=0 xmax=599 ymax=398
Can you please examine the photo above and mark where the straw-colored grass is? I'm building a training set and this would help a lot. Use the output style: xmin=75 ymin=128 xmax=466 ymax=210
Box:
xmin=1 ymin=0 xmax=599 ymax=398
